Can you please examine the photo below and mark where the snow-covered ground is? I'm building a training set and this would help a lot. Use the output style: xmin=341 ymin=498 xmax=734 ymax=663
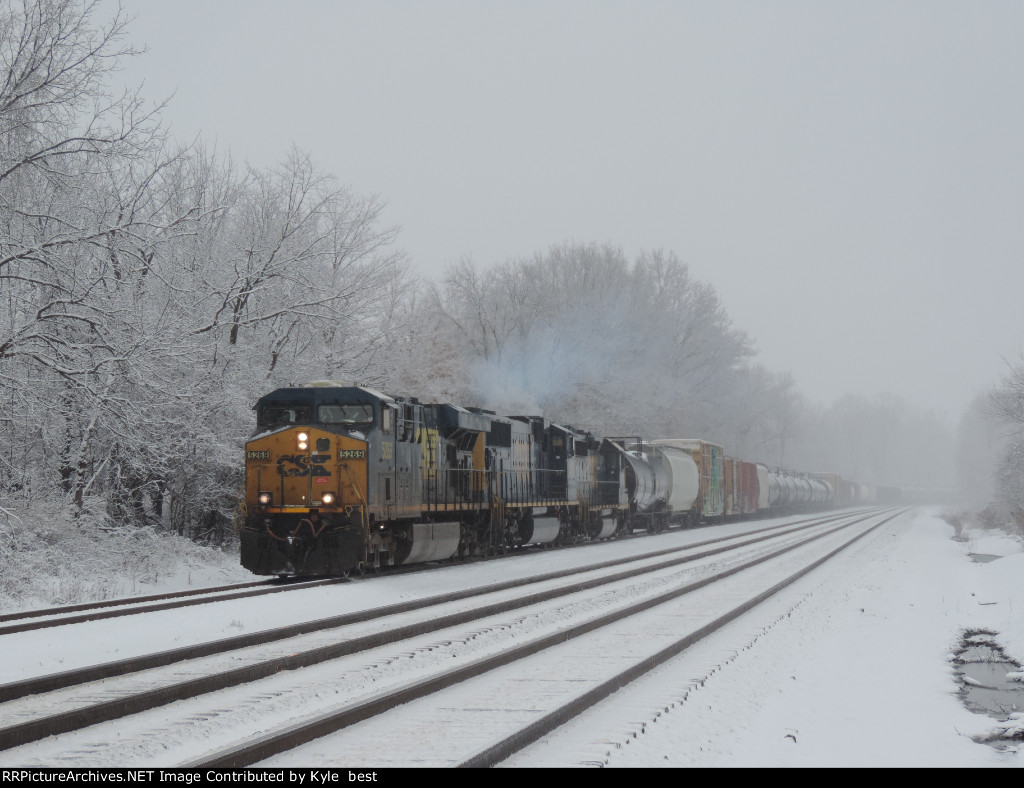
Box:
xmin=2 ymin=507 xmax=1021 ymax=767
xmin=0 ymin=508 xmax=253 ymax=613
xmin=505 ymin=506 xmax=1024 ymax=767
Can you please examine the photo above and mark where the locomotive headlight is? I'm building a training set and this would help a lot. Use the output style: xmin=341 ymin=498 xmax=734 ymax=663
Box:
xmin=297 ymin=432 xmax=309 ymax=450
xmin=258 ymin=492 xmax=272 ymax=505
xmin=321 ymin=492 xmax=335 ymax=505
xmin=297 ymin=432 xmax=309 ymax=442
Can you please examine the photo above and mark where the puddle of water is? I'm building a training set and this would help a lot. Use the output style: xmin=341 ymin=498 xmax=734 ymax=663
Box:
xmin=953 ymin=631 xmax=1024 ymax=747
xmin=968 ymin=553 xmax=1002 ymax=563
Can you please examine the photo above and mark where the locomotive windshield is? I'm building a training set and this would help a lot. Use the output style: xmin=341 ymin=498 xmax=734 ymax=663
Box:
xmin=257 ymin=402 xmax=375 ymax=429
xmin=318 ymin=404 xmax=374 ymax=426
xmin=257 ymin=403 xmax=312 ymax=428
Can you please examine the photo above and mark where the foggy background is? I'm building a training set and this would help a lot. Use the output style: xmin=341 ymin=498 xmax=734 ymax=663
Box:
xmin=108 ymin=0 xmax=1024 ymax=421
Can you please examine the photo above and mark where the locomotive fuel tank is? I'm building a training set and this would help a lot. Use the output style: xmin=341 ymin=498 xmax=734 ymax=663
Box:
xmin=401 ymin=522 xmax=462 ymax=563
xmin=518 ymin=510 xmax=561 ymax=545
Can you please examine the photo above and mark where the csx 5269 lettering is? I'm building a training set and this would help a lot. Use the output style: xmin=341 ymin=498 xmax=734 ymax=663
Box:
xmin=246 ymin=450 xmax=270 ymax=460
xmin=277 ymin=454 xmax=332 ymax=477
xmin=338 ymin=450 xmax=366 ymax=459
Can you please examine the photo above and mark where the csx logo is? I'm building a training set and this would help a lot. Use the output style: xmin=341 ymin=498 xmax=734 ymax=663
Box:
xmin=277 ymin=454 xmax=331 ymax=477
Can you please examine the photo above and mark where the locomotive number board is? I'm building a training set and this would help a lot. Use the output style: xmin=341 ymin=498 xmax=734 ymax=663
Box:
xmin=338 ymin=450 xmax=366 ymax=459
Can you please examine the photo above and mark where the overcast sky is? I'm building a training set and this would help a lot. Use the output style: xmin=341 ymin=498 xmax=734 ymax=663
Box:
xmin=107 ymin=0 xmax=1024 ymax=421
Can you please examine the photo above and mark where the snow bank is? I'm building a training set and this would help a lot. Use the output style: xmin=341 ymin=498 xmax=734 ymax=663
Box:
xmin=0 ymin=503 xmax=255 ymax=613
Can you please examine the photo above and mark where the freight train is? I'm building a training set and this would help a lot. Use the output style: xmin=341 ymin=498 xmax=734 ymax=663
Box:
xmin=240 ymin=383 xmax=874 ymax=576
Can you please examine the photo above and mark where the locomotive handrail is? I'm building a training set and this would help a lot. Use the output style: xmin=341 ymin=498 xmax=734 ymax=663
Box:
xmin=340 ymin=464 xmax=370 ymax=533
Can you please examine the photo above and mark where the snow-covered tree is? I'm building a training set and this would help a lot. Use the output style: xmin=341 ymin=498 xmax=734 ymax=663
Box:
xmin=981 ymin=357 xmax=1024 ymax=530
xmin=416 ymin=242 xmax=754 ymax=440
xmin=0 ymin=0 xmax=190 ymax=514
xmin=0 ymin=2 xmax=412 ymax=543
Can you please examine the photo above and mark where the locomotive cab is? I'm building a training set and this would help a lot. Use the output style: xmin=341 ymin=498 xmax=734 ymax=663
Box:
xmin=241 ymin=384 xmax=394 ymax=576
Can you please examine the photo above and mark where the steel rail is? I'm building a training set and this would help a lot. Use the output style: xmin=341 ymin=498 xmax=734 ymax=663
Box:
xmin=0 ymin=579 xmax=279 ymax=624
xmin=458 ymin=507 xmax=911 ymax=767
xmin=0 ymin=508 xmax=882 ymax=637
xmin=0 ymin=577 xmax=348 ymax=637
xmin=0 ymin=509 xmax=861 ymax=704
xmin=188 ymin=508 xmax=906 ymax=767
xmin=0 ymin=510 xmax=885 ymax=751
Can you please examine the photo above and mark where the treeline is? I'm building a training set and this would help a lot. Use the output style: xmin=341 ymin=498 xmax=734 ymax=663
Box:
xmin=388 ymin=245 xmax=952 ymax=492
xmin=0 ymin=1 xmax=953 ymax=548
xmin=0 ymin=1 xmax=407 ymax=542
xmin=957 ymin=362 xmax=1024 ymax=532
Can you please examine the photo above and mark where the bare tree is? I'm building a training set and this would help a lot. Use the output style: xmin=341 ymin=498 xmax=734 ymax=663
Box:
xmin=976 ymin=357 xmax=1024 ymax=528
xmin=0 ymin=1 xmax=416 ymax=554
xmin=0 ymin=0 xmax=190 ymax=512
xmin=421 ymin=243 xmax=754 ymax=436
xmin=188 ymin=148 xmax=406 ymax=380
xmin=989 ymin=356 xmax=1024 ymax=433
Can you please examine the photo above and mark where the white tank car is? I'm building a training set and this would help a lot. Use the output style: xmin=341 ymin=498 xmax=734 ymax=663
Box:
xmin=614 ymin=442 xmax=699 ymax=521
xmin=647 ymin=443 xmax=700 ymax=514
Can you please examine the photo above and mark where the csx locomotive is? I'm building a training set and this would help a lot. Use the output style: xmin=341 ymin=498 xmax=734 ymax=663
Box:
xmin=240 ymin=382 xmax=870 ymax=576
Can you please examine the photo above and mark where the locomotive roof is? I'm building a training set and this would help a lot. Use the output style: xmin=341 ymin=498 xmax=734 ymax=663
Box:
xmin=256 ymin=385 xmax=395 ymax=408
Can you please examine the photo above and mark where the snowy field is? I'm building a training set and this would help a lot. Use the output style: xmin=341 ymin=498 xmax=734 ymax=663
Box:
xmin=0 ymin=510 xmax=255 ymax=614
xmin=504 ymin=506 xmax=1024 ymax=767
xmin=1 ymin=507 xmax=1021 ymax=768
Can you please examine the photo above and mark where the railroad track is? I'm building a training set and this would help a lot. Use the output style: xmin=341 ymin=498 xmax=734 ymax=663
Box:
xmin=0 ymin=508 xmax=880 ymax=637
xmin=0 ymin=577 xmax=348 ymax=636
xmin=0 ymin=507 xmax=900 ymax=767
